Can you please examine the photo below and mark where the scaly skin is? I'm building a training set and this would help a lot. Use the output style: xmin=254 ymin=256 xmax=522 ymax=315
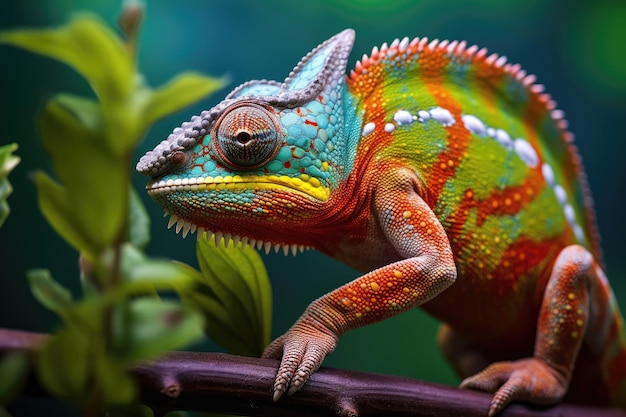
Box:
xmin=137 ymin=30 xmax=626 ymax=415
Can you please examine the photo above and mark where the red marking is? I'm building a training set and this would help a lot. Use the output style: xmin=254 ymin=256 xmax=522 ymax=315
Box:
xmin=494 ymin=237 xmax=559 ymax=288
xmin=304 ymin=119 xmax=318 ymax=127
xmin=422 ymin=101 xmax=470 ymax=205
xmin=479 ymin=171 xmax=542 ymax=225
xmin=318 ymin=95 xmax=325 ymax=103
xmin=296 ymin=108 xmax=305 ymax=116
xmin=283 ymin=161 xmax=291 ymax=169
xmin=443 ymin=171 xmax=548 ymax=268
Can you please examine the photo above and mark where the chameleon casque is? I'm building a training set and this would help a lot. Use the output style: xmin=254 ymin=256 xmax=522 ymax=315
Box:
xmin=137 ymin=30 xmax=626 ymax=414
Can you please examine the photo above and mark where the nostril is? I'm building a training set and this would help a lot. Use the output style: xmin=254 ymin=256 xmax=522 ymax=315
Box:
xmin=171 ymin=151 xmax=187 ymax=166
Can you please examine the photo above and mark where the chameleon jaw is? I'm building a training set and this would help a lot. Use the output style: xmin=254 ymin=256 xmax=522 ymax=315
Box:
xmin=146 ymin=174 xmax=327 ymax=253
xmin=146 ymin=173 xmax=331 ymax=202
xmin=163 ymin=212 xmax=313 ymax=256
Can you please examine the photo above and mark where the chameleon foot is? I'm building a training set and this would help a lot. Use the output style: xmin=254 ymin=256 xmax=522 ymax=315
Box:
xmin=262 ymin=320 xmax=338 ymax=401
xmin=460 ymin=358 xmax=568 ymax=416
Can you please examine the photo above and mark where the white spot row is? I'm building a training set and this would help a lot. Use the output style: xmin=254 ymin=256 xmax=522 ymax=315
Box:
xmin=360 ymin=106 xmax=455 ymax=137
xmin=462 ymin=113 xmax=540 ymax=168
xmin=166 ymin=213 xmax=312 ymax=255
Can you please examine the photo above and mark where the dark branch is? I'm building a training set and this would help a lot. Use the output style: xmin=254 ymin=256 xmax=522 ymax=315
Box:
xmin=1 ymin=328 xmax=625 ymax=417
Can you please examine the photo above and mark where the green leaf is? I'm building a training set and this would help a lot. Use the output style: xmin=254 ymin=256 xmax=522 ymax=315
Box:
xmin=32 ymin=171 xmax=98 ymax=255
xmin=118 ymin=244 xmax=196 ymax=295
xmin=0 ymin=353 xmax=28 ymax=405
xmin=52 ymin=94 xmax=102 ymax=133
xmin=27 ymin=269 xmax=73 ymax=317
xmin=112 ymin=298 xmax=204 ymax=364
xmin=176 ymin=260 xmax=251 ymax=354
xmin=184 ymin=236 xmax=272 ymax=356
xmin=180 ymin=285 xmax=255 ymax=356
xmin=0 ymin=15 xmax=134 ymax=107
xmin=36 ymin=326 xmax=91 ymax=402
xmin=0 ymin=143 xmax=20 ymax=228
xmin=38 ymin=96 xmax=127 ymax=255
xmin=127 ymin=188 xmax=150 ymax=249
xmin=142 ymin=72 xmax=227 ymax=127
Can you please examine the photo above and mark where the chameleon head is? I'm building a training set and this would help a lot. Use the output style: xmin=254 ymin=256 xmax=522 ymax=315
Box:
xmin=136 ymin=29 xmax=358 ymax=246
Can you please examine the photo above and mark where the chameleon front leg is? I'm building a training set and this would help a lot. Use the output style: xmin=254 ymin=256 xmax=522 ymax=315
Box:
xmin=461 ymin=244 xmax=606 ymax=416
xmin=262 ymin=170 xmax=457 ymax=400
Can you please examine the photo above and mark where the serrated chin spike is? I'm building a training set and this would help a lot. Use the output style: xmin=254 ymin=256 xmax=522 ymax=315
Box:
xmin=167 ymin=215 xmax=178 ymax=229
xmin=182 ymin=221 xmax=191 ymax=238
xmin=214 ymin=231 xmax=224 ymax=246
xmin=175 ymin=219 xmax=184 ymax=234
xmin=223 ymin=233 xmax=232 ymax=248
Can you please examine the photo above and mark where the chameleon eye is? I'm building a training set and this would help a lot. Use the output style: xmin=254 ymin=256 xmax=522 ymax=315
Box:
xmin=211 ymin=102 xmax=282 ymax=170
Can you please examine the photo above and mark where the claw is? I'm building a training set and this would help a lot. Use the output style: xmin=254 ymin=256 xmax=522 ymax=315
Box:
xmin=272 ymin=381 xmax=288 ymax=402
xmin=263 ymin=319 xmax=339 ymax=402
xmin=287 ymin=376 xmax=305 ymax=396
xmin=461 ymin=358 xmax=567 ymax=416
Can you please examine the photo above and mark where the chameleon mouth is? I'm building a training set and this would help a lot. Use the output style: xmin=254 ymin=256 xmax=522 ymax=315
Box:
xmin=146 ymin=173 xmax=330 ymax=201
xmin=163 ymin=212 xmax=312 ymax=256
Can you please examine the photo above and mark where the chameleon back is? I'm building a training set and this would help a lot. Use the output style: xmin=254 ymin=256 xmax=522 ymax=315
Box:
xmin=346 ymin=36 xmax=601 ymax=266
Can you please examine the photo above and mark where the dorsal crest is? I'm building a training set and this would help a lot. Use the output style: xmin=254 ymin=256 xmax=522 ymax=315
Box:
xmin=349 ymin=36 xmax=569 ymax=134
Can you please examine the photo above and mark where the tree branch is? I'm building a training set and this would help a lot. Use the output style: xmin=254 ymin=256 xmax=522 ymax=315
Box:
xmin=1 ymin=328 xmax=624 ymax=417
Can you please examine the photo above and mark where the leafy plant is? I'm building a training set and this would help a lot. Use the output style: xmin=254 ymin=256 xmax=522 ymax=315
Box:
xmin=179 ymin=236 xmax=272 ymax=357
xmin=0 ymin=4 xmax=272 ymax=415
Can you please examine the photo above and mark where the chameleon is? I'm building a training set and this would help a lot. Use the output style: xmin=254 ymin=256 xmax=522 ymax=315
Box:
xmin=137 ymin=29 xmax=626 ymax=415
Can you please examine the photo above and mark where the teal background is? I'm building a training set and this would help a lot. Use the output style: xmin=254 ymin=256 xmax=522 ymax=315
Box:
xmin=1 ymin=0 xmax=625 ymax=413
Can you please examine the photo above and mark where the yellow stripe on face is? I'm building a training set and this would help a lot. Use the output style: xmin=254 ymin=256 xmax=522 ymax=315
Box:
xmin=149 ymin=173 xmax=331 ymax=201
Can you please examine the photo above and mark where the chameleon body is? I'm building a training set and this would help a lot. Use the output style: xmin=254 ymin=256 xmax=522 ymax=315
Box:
xmin=137 ymin=30 xmax=626 ymax=415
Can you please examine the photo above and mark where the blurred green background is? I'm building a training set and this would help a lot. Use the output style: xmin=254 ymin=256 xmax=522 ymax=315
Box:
xmin=1 ymin=0 xmax=625 ymax=411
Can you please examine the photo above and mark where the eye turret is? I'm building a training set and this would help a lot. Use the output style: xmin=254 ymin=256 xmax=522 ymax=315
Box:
xmin=211 ymin=102 xmax=282 ymax=170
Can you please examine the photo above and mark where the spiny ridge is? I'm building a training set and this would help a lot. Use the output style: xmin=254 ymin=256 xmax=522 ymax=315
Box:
xmin=348 ymin=35 xmax=568 ymax=128
xmin=166 ymin=214 xmax=310 ymax=256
